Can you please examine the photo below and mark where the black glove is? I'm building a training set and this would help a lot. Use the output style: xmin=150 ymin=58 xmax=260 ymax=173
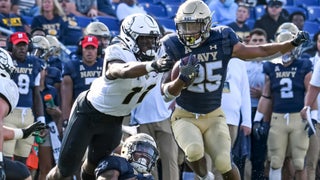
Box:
xmin=291 ymin=31 xmax=309 ymax=46
xmin=151 ymin=54 xmax=174 ymax=73
xmin=179 ymin=54 xmax=199 ymax=86
xmin=253 ymin=121 xmax=270 ymax=140
xmin=305 ymin=119 xmax=317 ymax=137
xmin=22 ymin=121 xmax=47 ymax=139
xmin=0 ymin=160 xmax=5 ymax=180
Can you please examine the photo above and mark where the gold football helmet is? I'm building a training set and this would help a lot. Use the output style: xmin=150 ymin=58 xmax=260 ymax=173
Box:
xmin=174 ymin=0 xmax=212 ymax=48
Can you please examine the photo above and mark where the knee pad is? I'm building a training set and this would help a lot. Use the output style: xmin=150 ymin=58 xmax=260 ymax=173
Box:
xmin=214 ymin=152 xmax=232 ymax=173
xmin=185 ymin=142 xmax=204 ymax=162
xmin=292 ymin=158 xmax=305 ymax=170
xmin=270 ymin=156 xmax=283 ymax=169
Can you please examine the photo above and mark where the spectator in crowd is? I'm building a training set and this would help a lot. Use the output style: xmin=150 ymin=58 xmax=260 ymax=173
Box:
xmin=59 ymin=0 xmax=83 ymax=46
xmin=304 ymin=31 xmax=320 ymax=180
xmin=253 ymin=24 xmax=312 ymax=179
xmin=95 ymin=133 xmax=159 ymax=179
xmin=227 ymin=2 xmax=251 ymax=43
xmin=254 ymin=0 xmax=288 ymax=42
xmin=31 ymin=0 xmax=66 ymax=38
xmin=3 ymin=32 xmax=45 ymax=166
xmin=289 ymin=11 xmax=306 ymax=31
xmin=68 ymin=0 xmax=98 ymax=17
xmin=14 ymin=0 xmax=41 ymax=16
xmin=116 ymin=0 xmax=147 ymax=22
xmin=0 ymin=0 xmax=30 ymax=35
xmin=245 ymin=28 xmax=268 ymax=180
xmin=208 ymin=0 xmax=238 ymax=25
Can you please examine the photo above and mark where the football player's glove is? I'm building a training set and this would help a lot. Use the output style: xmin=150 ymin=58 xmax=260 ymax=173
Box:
xmin=179 ymin=54 xmax=199 ymax=86
xmin=291 ymin=31 xmax=309 ymax=47
xmin=22 ymin=121 xmax=47 ymax=139
xmin=252 ymin=121 xmax=270 ymax=141
xmin=150 ymin=54 xmax=174 ymax=73
xmin=305 ymin=119 xmax=318 ymax=137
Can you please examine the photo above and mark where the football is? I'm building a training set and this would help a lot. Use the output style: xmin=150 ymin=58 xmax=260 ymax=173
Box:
xmin=170 ymin=61 xmax=180 ymax=81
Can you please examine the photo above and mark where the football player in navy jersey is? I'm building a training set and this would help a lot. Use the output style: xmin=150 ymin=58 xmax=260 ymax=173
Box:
xmin=160 ymin=1 xmax=309 ymax=180
xmin=3 ymin=32 xmax=46 ymax=165
xmin=46 ymin=13 xmax=194 ymax=180
xmin=60 ymin=35 xmax=103 ymax=129
xmin=95 ymin=133 xmax=159 ymax=180
xmin=253 ymin=23 xmax=313 ymax=179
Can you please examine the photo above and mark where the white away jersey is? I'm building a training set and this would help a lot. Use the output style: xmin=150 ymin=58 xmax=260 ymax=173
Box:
xmin=0 ymin=77 xmax=19 ymax=113
xmin=87 ymin=43 xmax=160 ymax=116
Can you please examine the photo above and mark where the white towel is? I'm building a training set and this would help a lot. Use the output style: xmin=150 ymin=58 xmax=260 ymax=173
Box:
xmin=48 ymin=121 xmax=61 ymax=164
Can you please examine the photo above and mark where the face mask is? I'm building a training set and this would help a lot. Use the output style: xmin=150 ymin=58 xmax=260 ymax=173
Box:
xmin=223 ymin=0 xmax=234 ymax=7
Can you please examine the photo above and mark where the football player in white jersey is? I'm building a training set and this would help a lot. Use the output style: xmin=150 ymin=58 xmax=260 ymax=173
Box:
xmin=47 ymin=13 xmax=199 ymax=179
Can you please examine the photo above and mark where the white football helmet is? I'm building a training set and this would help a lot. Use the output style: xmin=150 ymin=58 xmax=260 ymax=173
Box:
xmin=276 ymin=23 xmax=301 ymax=63
xmin=46 ymin=35 xmax=61 ymax=56
xmin=175 ymin=0 xmax=212 ymax=48
xmin=276 ymin=22 xmax=302 ymax=64
xmin=119 ymin=13 xmax=161 ymax=61
xmin=31 ymin=36 xmax=50 ymax=59
xmin=0 ymin=47 xmax=15 ymax=79
xmin=121 ymin=133 xmax=159 ymax=174
xmin=84 ymin=21 xmax=111 ymax=38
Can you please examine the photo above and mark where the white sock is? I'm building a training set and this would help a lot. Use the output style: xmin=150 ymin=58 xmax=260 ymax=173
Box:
xmin=269 ymin=168 xmax=281 ymax=180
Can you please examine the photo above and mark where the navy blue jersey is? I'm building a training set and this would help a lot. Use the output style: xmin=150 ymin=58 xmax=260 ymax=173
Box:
xmin=162 ymin=26 xmax=239 ymax=114
xmin=60 ymin=14 xmax=83 ymax=46
xmin=41 ymin=84 xmax=59 ymax=124
xmin=95 ymin=155 xmax=153 ymax=180
xmin=47 ymin=56 xmax=63 ymax=71
xmin=46 ymin=66 xmax=62 ymax=87
xmin=263 ymin=59 xmax=312 ymax=113
xmin=13 ymin=56 xmax=43 ymax=108
xmin=31 ymin=15 xmax=66 ymax=38
xmin=62 ymin=58 xmax=103 ymax=99
xmin=0 ymin=13 xmax=27 ymax=32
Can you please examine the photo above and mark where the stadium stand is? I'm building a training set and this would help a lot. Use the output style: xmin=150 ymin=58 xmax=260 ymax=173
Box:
xmin=306 ymin=6 xmax=320 ymax=21
xmin=140 ymin=3 xmax=168 ymax=17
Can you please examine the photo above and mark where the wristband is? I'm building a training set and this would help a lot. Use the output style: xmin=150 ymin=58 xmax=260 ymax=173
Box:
xmin=145 ymin=62 xmax=154 ymax=72
xmin=262 ymin=95 xmax=271 ymax=99
xmin=37 ymin=116 xmax=46 ymax=124
xmin=0 ymin=152 xmax=3 ymax=162
xmin=13 ymin=129 xmax=23 ymax=139
xmin=311 ymin=110 xmax=318 ymax=120
xmin=253 ymin=111 xmax=264 ymax=122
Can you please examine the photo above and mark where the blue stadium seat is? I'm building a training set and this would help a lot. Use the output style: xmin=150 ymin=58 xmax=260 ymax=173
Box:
xmin=303 ymin=21 xmax=320 ymax=38
xmin=95 ymin=16 xmax=121 ymax=32
xmin=21 ymin=15 xmax=33 ymax=25
xmin=294 ymin=0 xmax=319 ymax=6
xmin=156 ymin=17 xmax=175 ymax=30
xmin=254 ymin=5 xmax=266 ymax=20
xmin=246 ymin=19 xmax=255 ymax=29
xmin=306 ymin=6 xmax=320 ymax=21
xmin=165 ymin=4 xmax=179 ymax=18
xmin=75 ymin=16 xmax=93 ymax=28
xmin=155 ymin=0 xmax=182 ymax=5
xmin=140 ymin=3 xmax=168 ymax=17
xmin=283 ymin=6 xmax=307 ymax=17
